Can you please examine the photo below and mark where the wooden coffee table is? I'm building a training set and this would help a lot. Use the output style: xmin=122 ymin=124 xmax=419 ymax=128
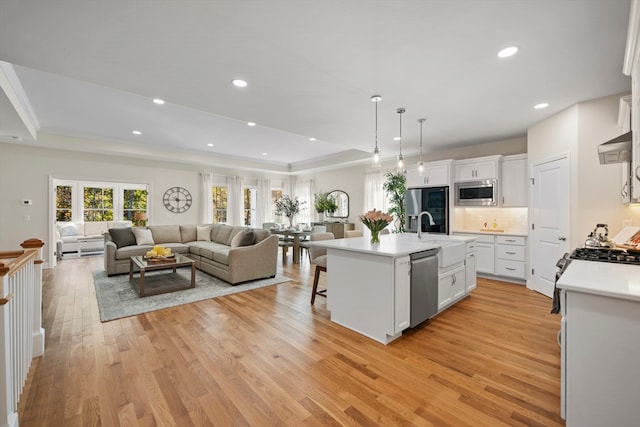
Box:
xmin=129 ymin=253 xmax=196 ymax=297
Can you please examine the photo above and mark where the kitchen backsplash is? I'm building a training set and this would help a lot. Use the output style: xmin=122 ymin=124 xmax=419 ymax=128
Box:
xmin=454 ymin=207 xmax=529 ymax=234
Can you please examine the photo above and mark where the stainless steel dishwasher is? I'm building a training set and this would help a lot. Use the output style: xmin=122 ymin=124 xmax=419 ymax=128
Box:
xmin=410 ymin=249 xmax=439 ymax=327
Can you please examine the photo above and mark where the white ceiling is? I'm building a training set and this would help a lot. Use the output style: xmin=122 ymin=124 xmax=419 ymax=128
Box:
xmin=0 ymin=0 xmax=633 ymax=174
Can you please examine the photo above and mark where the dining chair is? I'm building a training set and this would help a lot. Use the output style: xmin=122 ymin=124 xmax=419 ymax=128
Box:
xmin=264 ymin=222 xmax=294 ymax=258
xmin=309 ymin=232 xmax=334 ymax=304
xmin=344 ymin=230 xmax=363 ymax=238
xmin=300 ymin=225 xmax=327 ymax=260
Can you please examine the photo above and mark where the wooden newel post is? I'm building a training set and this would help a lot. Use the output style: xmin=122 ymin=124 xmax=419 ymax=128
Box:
xmin=20 ymin=239 xmax=45 ymax=357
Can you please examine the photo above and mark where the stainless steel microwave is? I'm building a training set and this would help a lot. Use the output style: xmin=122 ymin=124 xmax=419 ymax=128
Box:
xmin=454 ymin=179 xmax=498 ymax=206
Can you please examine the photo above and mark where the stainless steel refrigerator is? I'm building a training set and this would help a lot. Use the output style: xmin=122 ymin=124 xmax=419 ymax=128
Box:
xmin=405 ymin=186 xmax=449 ymax=234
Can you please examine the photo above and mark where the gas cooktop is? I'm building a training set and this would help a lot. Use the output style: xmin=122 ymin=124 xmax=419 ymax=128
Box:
xmin=570 ymin=247 xmax=640 ymax=265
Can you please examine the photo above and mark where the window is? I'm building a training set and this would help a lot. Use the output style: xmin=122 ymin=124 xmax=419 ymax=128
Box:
xmin=243 ymin=188 xmax=257 ymax=227
xmin=123 ymin=188 xmax=148 ymax=225
xmin=83 ymin=186 xmax=114 ymax=221
xmin=212 ymin=186 xmax=228 ymax=224
xmin=54 ymin=180 xmax=148 ymax=224
xmin=55 ymin=185 xmax=73 ymax=222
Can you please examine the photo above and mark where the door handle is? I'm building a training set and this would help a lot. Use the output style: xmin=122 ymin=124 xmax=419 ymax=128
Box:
xmin=558 ymin=236 xmax=567 ymax=241
xmin=635 ymin=165 xmax=640 ymax=181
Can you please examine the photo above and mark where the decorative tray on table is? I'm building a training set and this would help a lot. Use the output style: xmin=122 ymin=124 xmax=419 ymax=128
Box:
xmin=143 ymin=254 xmax=176 ymax=263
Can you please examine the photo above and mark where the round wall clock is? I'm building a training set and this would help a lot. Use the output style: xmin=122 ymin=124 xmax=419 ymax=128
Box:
xmin=163 ymin=186 xmax=192 ymax=213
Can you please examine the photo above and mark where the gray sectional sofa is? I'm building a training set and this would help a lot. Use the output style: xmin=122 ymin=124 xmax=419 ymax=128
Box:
xmin=104 ymin=224 xmax=279 ymax=284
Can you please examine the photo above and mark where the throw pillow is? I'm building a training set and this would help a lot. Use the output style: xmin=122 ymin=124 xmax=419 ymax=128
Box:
xmin=231 ymin=229 xmax=255 ymax=247
xmin=60 ymin=225 xmax=77 ymax=237
xmin=197 ymin=225 xmax=211 ymax=241
xmin=133 ymin=227 xmax=155 ymax=245
xmin=108 ymin=227 xmax=137 ymax=249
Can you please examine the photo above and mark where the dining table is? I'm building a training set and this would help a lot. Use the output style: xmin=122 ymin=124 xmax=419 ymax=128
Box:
xmin=269 ymin=228 xmax=311 ymax=264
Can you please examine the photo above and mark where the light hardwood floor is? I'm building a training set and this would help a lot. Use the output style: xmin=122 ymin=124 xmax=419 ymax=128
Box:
xmin=18 ymin=253 xmax=563 ymax=426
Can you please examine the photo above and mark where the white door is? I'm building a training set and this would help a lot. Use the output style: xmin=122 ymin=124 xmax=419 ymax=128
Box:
xmin=531 ymin=156 xmax=570 ymax=297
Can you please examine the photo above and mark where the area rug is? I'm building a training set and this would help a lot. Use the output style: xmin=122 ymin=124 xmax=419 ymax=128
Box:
xmin=92 ymin=269 xmax=291 ymax=322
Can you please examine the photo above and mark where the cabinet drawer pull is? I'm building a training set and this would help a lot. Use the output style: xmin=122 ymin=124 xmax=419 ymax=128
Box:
xmin=506 ymin=267 xmax=516 ymax=271
xmin=505 ymin=251 xmax=517 ymax=255
xmin=506 ymin=239 xmax=516 ymax=242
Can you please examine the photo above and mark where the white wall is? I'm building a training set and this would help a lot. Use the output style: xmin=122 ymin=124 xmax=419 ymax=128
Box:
xmin=527 ymin=93 xmax=633 ymax=248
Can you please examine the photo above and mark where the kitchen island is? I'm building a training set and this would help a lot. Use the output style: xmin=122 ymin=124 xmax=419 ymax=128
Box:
xmin=310 ymin=233 xmax=476 ymax=344
xmin=556 ymin=260 xmax=640 ymax=426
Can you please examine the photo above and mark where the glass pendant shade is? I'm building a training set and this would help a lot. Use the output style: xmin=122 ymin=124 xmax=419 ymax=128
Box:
xmin=371 ymin=95 xmax=382 ymax=168
xmin=396 ymin=107 xmax=406 ymax=173
xmin=417 ymin=118 xmax=426 ymax=176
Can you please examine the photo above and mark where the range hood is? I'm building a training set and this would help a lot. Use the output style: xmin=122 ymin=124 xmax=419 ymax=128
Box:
xmin=598 ymin=131 xmax=632 ymax=164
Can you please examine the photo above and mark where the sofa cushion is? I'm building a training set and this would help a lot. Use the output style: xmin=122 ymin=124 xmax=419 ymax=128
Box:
xmin=180 ymin=225 xmax=197 ymax=243
xmin=84 ymin=221 xmax=109 ymax=236
xmin=115 ymin=244 xmax=153 ymax=260
xmin=109 ymin=227 xmax=137 ymax=248
xmin=197 ymin=225 xmax=211 ymax=241
xmin=214 ymin=225 xmax=233 ymax=244
xmin=210 ymin=224 xmax=222 ymax=242
xmin=59 ymin=224 xmax=78 ymax=237
xmin=231 ymin=229 xmax=255 ymax=247
xmin=213 ymin=248 xmax=231 ymax=265
xmin=133 ymin=228 xmax=155 ymax=245
xmin=149 ymin=225 xmax=182 ymax=244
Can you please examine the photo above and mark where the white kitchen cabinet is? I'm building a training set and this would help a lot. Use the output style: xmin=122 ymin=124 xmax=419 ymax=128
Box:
xmin=495 ymin=235 xmax=526 ymax=280
xmin=465 ymin=240 xmax=477 ymax=292
xmin=454 ymin=155 xmax=502 ymax=182
xmin=561 ymin=289 xmax=640 ymax=426
xmin=393 ymin=256 xmax=411 ymax=334
xmin=501 ymin=154 xmax=528 ymax=207
xmin=438 ymin=264 xmax=466 ymax=311
xmin=476 ymin=242 xmax=495 ymax=274
xmin=406 ymin=160 xmax=452 ymax=188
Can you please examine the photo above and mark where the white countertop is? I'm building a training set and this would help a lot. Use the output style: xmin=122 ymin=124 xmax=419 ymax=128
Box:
xmin=452 ymin=229 xmax=528 ymax=237
xmin=557 ymin=260 xmax=640 ymax=302
xmin=310 ymin=233 xmax=476 ymax=258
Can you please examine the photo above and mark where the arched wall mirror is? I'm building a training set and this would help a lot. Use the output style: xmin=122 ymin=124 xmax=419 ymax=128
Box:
xmin=327 ymin=190 xmax=349 ymax=218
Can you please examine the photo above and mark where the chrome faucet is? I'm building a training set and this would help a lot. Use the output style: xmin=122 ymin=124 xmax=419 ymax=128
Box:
xmin=417 ymin=211 xmax=435 ymax=239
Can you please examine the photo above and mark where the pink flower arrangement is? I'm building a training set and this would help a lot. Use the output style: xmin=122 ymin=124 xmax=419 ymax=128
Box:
xmin=360 ymin=209 xmax=393 ymax=243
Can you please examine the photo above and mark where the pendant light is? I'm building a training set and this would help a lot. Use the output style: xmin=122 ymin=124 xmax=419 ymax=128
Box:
xmin=396 ymin=108 xmax=406 ymax=173
xmin=371 ymin=95 xmax=382 ymax=167
xmin=417 ymin=118 xmax=425 ymax=176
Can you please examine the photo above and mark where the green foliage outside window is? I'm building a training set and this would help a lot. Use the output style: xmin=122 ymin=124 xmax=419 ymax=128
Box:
xmin=123 ymin=189 xmax=148 ymax=224
xmin=212 ymin=186 xmax=228 ymax=224
xmin=55 ymin=186 xmax=72 ymax=222
xmin=83 ymin=187 xmax=114 ymax=221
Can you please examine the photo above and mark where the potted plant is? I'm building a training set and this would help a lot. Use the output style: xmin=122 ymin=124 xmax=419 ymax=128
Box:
xmin=313 ymin=192 xmax=338 ymax=220
xmin=274 ymin=195 xmax=305 ymax=228
xmin=383 ymin=171 xmax=407 ymax=233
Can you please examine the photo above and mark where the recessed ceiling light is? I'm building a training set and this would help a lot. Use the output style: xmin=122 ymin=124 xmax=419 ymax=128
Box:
xmin=247 ymin=122 xmax=256 ymax=127
xmin=232 ymin=79 xmax=248 ymax=88
xmin=152 ymin=98 xmax=165 ymax=105
xmin=207 ymin=143 xmax=214 ymax=147
xmin=262 ymin=152 xmax=268 ymax=156
xmin=393 ymin=136 xmax=401 ymax=141
xmin=534 ymin=103 xmax=549 ymax=109
xmin=309 ymin=137 xmax=316 ymax=141
xmin=498 ymin=46 xmax=519 ymax=58
xmin=132 ymin=130 xmax=142 ymax=135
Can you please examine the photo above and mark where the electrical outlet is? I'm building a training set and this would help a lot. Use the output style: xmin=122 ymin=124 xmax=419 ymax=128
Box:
xmin=23 ymin=215 xmax=30 ymax=221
